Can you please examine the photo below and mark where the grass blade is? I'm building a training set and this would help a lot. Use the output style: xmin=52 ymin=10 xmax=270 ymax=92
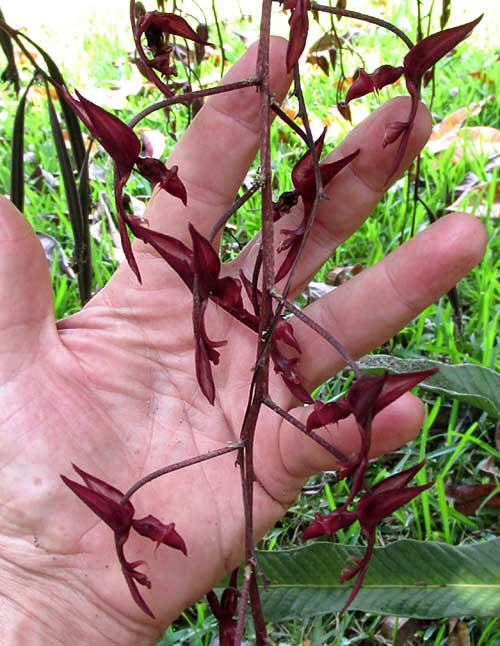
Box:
xmin=10 ymin=79 xmax=33 ymax=212
xmin=45 ymin=82 xmax=92 ymax=304
xmin=0 ymin=9 xmax=20 ymax=93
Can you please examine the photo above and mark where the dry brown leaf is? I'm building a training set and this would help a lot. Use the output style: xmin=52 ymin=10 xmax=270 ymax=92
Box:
xmin=447 ymin=179 xmax=500 ymax=219
xmin=307 ymin=281 xmax=335 ymax=303
xmin=308 ymin=31 xmax=344 ymax=53
xmin=326 ymin=263 xmax=363 ymax=285
xmin=449 ymin=619 xmax=471 ymax=646
xmin=478 ymin=455 xmax=500 ymax=477
xmin=14 ymin=48 xmax=39 ymax=66
xmin=430 ymin=101 xmax=486 ymax=142
xmin=427 ymin=95 xmax=493 ymax=154
xmin=27 ymin=84 xmax=58 ymax=103
xmin=468 ymin=70 xmax=495 ymax=86
xmin=36 ymin=232 xmax=75 ymax=279
xmin=380 ymin=616 xmax=422 ymax=646
xmin=445 ymin=483 xmax=500 ymax=515
xmin=61 ymin=128 xmax=98 ymax=155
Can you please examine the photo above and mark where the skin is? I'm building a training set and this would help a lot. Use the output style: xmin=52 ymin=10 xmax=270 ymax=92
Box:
xmin=0 ymin=37 xmax=487 ymax=645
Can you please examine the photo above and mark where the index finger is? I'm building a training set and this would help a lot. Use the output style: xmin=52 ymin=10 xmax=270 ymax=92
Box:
xmin=140 ymin=37 xmax=292 ymax=244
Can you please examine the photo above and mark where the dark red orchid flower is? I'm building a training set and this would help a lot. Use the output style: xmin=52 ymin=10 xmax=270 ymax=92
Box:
xmin=285 ymin=0 xmax=311 ymax=72
xmin=62 ymin=88 xmax=141 ymax=179
xmin=61 ymin=465 xmax=186 ymax=618
xmin=115 ymin=220 xmax=249 ymax=405
xmin=345 ymin=65 xmax=405 ymax=105
xmin=63 ymin=88 xmax=189 ymax=282
xmin=271 ymin=319 xmax=312 ymax=403
xmin=344 ymin=16 xmax=481 ymax=179
xmin=189 ymin=224 xmax=244 ymax=404
xmin=307 ymin=369 xmax=438 ymax=432
xmin=137 ymin=11 xmax=213 ymax=46
xmin=206 ymin=570 xmax=239 ymax=646
xmin=133 ymin=10 xmax=212 ymax=90
xmin=239 ymin=270 xmax=312 ymax=403
xmin=303 ymin=461 xmax=433 ymax=613
xmin=307 ymin=368 xmax=437 ymax=501
xmin=276 ymin=129 xmax=359 ymax=282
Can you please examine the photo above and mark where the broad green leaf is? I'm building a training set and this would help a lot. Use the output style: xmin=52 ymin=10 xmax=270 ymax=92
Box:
xmin=359 ymin=355 xmax=500 ymax=419
xmin=245 ymin=539 xmax=500 ymax=620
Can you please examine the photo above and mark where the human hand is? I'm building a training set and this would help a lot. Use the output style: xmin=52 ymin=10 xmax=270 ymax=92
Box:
xmin=0 ymin=37 xmax=486 ymax=645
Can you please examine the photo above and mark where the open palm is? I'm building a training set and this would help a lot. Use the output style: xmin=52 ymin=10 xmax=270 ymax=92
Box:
xmin=0 ymin=38 xmax=485 ymax=645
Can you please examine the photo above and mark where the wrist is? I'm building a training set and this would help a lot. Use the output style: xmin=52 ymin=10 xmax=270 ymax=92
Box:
xmin=0 ymin=547 xmax=161 ymax=646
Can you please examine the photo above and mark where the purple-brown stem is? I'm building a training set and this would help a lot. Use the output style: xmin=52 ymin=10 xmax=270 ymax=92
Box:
xmin=127 ymin=78 xmax=262 ymax=129
xmin=267 ymin=64 xmax=325 ymax=330
xmin=310 ymin=2 xmax=414 ymax=49
xmin=270 ymin=290 xmax=362 ymax=379
xmin=271 ymin=101 xmax=309 ymax=145
xmin=232 ymin=3 xmax=276 ymax=643
xmin=263 ymin=396 xmax=349 ymax=465
xmin=130 ymin=0 xmax=175 ymax=98
xmin=208 ymin=180 xmax=263 ymax=243
xmin=120 ymin=443 xmax=241 ymax=505
xmin=233 ymin=564 xmax=252 ymax=645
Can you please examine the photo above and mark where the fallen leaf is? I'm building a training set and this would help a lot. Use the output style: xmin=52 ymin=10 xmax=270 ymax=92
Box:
xmin=14 ymin=48 xmax=39 ymax=66
xmin=468 ymin=70 xmax=494 ymax=86
xmin=62 ymin=129 xmax=98 ymax=156
xmin=27 ymin=84 xmax=58 ymax=103
xmin=307 ymin=281 xmax=335 ymax=302
xmin=78 ymin=70 xmax=144 ymax=110
xmin=447 ymin=178 xmax=500 ymax=219
xmin=427 ymin=95 xmax=494 ymax=154
xmin=29 ymin=164 xmax=58 ymax=191
xmin=36 ymin=232 xmax=74 ymax=278
xmin=430 ymin=100 xmax=486 ymax=142
xmin=478 ymin=455 xmax=499 ymax=477
xmin=90 ymin=191 xmax=125 ymax=263
xmin=445 ymin=482 xmax=500 ymax=515
xmin=380 ymin=616 xmax=423 ymax=646
xmin=485 ymin=153 xmax=500 ymax=172
xmin=449 ymin=619 xmax=471 ymax=646
xmin=307 ymin=53 xmax=330 ymax=76
xmin=326 ymin=263 xmax=362 ymax=285
xmin=308 ymin=31 xmax=344 ymax=53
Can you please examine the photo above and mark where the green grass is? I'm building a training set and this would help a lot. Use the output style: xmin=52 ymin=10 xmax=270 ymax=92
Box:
xmin=1 ymin=2 xmax=499 ymax=644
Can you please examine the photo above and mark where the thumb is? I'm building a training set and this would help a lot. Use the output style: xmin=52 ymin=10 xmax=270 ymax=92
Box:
xmin=0 ymin=196 xmax=57 ymax=368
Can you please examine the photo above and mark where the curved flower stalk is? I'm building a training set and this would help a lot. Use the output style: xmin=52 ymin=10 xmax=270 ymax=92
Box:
xmin=303 ymin=460 xmax=433 ymax=613
xmin=62 ymin=88 xmax=188 ymax=282
xmin=132 ymin=3 xmax=212 ymax=96
xmin=206 ymin=570 xmax=239 ymax=646
xmin=240 ymin=270 xmax=311 ymax=403
xmin=275 ymin=128 xmax=359 ymax=282
xmin=284 ymin=0 xmax=311 ymax=72
xmin=307 ymin=368 xmax=437 ymax=498
xmin=61 ymin=465 xmax=186 ymax=618
xmin=343 ymin=16 xmax=482 ymax=179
